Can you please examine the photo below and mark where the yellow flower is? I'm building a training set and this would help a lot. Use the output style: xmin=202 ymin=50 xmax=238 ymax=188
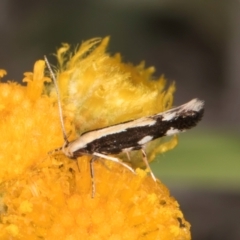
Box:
xmin=0 ymin=37 xmax=191 ymax=239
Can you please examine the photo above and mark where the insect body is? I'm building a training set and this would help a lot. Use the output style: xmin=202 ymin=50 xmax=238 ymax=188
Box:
xmin=62 ymin=98 xmax=204 ymax=184
xmin=63 ymin=98 xmax=204 ymax=158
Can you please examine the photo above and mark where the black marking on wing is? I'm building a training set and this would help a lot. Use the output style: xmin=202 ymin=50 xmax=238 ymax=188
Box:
xmin=72 ymin=108 xmax=204 ymax=157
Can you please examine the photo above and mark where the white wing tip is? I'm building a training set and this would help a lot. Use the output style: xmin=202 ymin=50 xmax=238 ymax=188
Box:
xmin=184 ymin=98 xmax=204 ymax=112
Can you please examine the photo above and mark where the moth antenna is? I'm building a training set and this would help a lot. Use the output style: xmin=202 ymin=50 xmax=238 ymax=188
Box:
xmin=44 ymin=56 xmax=69 ymax=144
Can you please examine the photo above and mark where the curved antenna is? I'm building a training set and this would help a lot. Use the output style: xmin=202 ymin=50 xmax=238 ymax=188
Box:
xmin=44 ymin=56 xmax=69 ymax=144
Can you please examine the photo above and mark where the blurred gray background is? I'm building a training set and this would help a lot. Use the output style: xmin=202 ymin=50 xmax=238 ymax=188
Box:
xmin=0 ymin=1 xmax=239 ymax=239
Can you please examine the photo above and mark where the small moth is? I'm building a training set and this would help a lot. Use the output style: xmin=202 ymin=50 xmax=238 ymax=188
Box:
xmin=44 ymin=56 xmax=204 ymax=197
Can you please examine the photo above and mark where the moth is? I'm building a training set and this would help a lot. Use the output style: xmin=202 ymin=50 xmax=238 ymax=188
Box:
xmin=44 ymin=56 xmax=204 ymax=197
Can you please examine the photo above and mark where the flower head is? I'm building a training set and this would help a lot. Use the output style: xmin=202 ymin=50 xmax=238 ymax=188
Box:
xmin=0 ymin=37 xmax=191 ymax=239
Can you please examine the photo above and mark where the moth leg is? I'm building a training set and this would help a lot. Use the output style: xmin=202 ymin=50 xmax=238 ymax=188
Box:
xmin=48 ymin=137 xmax=70 ymax=155
xmin=141 ymin=148 xmax=156 ymax=181
xmin=97 ymin=158 xmax=111 ymax=171
xmin=76 ymin=159 xmax=81 ymax=172
xmin=93 ymin=152 xmax=135 ymax=173
xmin=90 ymin=156 xmax=97 ymax=198
xmin=48 ymin=147 xmax=62 ymax=155
xmin=125 ymin=151 xmax=131 ymax=161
